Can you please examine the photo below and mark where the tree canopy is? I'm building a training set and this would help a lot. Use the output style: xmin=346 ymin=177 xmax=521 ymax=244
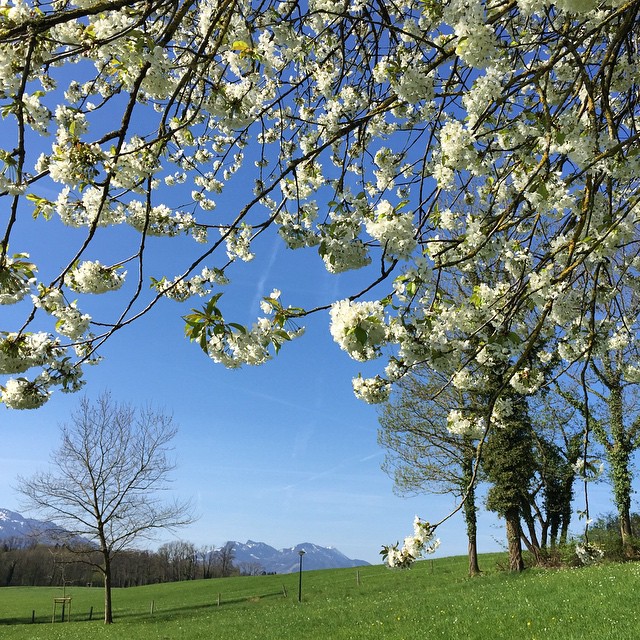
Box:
xmin=1 ymin=0 xmax=638 ymax=412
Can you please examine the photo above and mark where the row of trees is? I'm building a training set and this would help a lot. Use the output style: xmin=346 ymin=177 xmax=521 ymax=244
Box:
xmin=379 ymin=351 xmax=640 ymax=573
xmin=0 ymin=539 xmax=243 ymax=588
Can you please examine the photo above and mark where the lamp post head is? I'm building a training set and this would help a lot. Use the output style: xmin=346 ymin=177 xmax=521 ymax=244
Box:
xmin=299 ymin=549 xmax=306 ymax=556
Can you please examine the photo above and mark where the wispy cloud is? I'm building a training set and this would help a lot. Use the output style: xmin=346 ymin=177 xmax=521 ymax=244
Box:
xmin=250 ymin=237 xmax=281 ymax=313
xmin=279 ymin=450 xmax=383 ymax=492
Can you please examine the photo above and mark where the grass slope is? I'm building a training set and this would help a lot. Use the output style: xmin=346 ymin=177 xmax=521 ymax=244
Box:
xmin=1 ymin=553 xmax=639 ymax=639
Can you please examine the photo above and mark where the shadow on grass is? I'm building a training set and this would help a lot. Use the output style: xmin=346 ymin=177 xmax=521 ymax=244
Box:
xmin=1 ymin=591 xmax=286 ymax=626
xmin=0 ymin=616 xmax=88 ymax=626
xmin=119 ymin=590 xmax=286 ymax=622
xmin=1 ymin=612 xmax=101 ymax=626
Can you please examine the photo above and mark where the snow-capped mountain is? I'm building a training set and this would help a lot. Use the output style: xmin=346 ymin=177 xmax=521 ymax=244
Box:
xmin=0 ymin=507 xmax=63 ymax=545
xmin=230 ymin=540 xmax=370 ymax=574
xmin=1 ymin=509 xmax=370 ymax=572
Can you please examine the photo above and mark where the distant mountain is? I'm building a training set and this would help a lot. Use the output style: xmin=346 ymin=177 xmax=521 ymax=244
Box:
xmin=1 ymin=509 xmax=370 ymax=572
xmin=230 ymin=540 xmax=370 ymax=574
xmin=0 ymin=507 xmax=66 ymax=545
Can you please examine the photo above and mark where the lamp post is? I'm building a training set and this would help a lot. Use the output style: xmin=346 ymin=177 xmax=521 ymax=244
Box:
xmin=298 ymin=549 xmax=305 ymax=603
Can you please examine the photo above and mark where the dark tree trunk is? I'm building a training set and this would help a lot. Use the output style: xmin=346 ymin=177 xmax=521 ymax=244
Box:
xmin=540 ymin=519 xmax=549 ymax=550
xmin=620 ymin=505 xmax=633 ymax=553
xmin=603 ymin=365 xmax=635 ymax=556
xmin=549 ymin=514 xmax=559 ymax=548
xmin=505 ymin=507 xmax=525 ymax=572
xmin=3 ymin=559 xmax=17 ymax=586
xmin=462 ymin=451 xmax=481 ymax=576
xmin=520 ymin=503 xmax=542 ymax=564
xmin=610 ymin=445 xmax=634 ymax=554
xmin=521 ymin=503 xmax=541 ymax=553
xmin=559 ymin=510 xmax=570 ymax=546
xmin=468 ymin=537 xmax=481 ymax=577
xmin=103 ymin=551 xmax=113 ymax=624
xmin=521 ymin=531 xmax=542 ymax=565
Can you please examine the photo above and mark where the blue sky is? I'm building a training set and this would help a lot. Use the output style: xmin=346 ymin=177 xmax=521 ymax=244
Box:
xmin=0 ymin=41 xmax=633 ymax=568
xmin=0 ymin=220 xmax=627 ymax=565
xmin=2 ymin=217 xmax=485 ymax=564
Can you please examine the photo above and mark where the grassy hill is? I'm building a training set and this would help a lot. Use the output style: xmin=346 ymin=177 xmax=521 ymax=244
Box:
xmin=1 ymin=553 xmax=639 ymax=639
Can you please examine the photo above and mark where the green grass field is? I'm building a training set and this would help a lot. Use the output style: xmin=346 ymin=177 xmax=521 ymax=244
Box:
xmin=1 ymin=554 xmax=639 ymax=639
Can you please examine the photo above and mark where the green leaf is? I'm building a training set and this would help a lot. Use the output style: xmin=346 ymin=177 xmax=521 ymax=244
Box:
xmin=469 ymin=287 xmax=482 ymax=309
xmin=536 ymin=182 xmax=549 ymax=200
xmin=507 ymin=331 xmax=521 ymax=344
xmin=354 ymin=327 xmax=368 ymax=346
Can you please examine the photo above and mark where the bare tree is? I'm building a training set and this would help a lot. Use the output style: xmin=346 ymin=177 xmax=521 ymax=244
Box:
xmin=17 ymin=393 xmax=195 ymax=623
xmin=197 ymin=544 xmax=217 ymax=580
xmin=239 ymin=561 xmax=265 ymax=576
xmin=158 ymin=539 xmax=198 ymax=581
xmin=217 ymin=542 xmax=237 ymax=578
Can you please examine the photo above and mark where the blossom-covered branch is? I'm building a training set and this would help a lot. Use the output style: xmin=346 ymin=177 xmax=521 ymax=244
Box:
xmin=0 ymin=0 xmax=638 ymax=427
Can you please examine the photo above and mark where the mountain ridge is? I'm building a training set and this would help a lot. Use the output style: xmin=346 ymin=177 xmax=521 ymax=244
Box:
xmin=0 ymin=508 xmax=371 ymax=572
xmin=229 ymin=539 xmax=370 ymax=574
xmin=0 ymin=507 xmax=66 ymax=545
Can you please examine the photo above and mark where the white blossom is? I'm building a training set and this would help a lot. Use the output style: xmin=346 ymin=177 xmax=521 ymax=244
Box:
xmin=65 ymin=261 xmax=126 ymax=294
xmin=0 ymin=333 xmax=58 ymax=375
xmin=329 ymin=299 xmax=387 ymax=361
xmin=206 ymin=317 xmax=304 ymax=368
xmin=509 ymin=368 xmax=544 ymax=395
xmin=1 ymin=378 xmax=50 ymax=410
xmin=383 ymin=516 xmax=440 ymax=569
xmin=352 ymin=375 xmax=390 ymax=404
xmin=222 ymin=223 xmax=255 ymax=262
xmin=53 ymin=304 xmax=91 ymax=340
xmin=575 ymin=542 xmax=604 ymax=565
xmin=364 ymin=201 xmax=417 ymax=260
xmin=446 ymin=409 xmax=485 ymax=438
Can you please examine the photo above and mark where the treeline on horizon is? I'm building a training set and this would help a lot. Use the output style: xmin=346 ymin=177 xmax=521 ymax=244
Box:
xmin=0 ymin=539 xmax=266 ymax=588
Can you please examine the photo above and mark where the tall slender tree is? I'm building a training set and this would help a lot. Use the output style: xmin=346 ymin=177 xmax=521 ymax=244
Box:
xmin=523 ymin=393 xmax=583 ymax=552
xmin=589 ymin=350 xmax=640 ymax=553
xmin=483 ymin=392 xmax=536 ymax=572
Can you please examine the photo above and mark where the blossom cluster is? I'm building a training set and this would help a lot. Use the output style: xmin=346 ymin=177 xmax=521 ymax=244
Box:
xmin=352 ymin=375 xmax=391 ymax=404
xmin=382 ymin=517 xmax=441 ymax=569
xmin=575 ymin=543 xmax=605 ymax=566
xmin=183 ymin=289 xmax=306 ymax=368
xmin=0 ymin=253 xmax=35 ymax=305
xmin=364 ymin=201 xmax=417 ymax=260
xmin=32 ymin=288 xmax=92 ymax=342
xmin=446 ymin=409 xmax=486 ymax=438
xmin=2 ymin=378 xmax=51 ymax=410
xmin=153 ymin=268 xmax=229 ymax=302
xmin=65 ymin=261 xmax=126 ymax=294
xmin=329 ymin=300 xmax=387 ymax=362
xmin=0 ymin=332 xmax=58 ymax=375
